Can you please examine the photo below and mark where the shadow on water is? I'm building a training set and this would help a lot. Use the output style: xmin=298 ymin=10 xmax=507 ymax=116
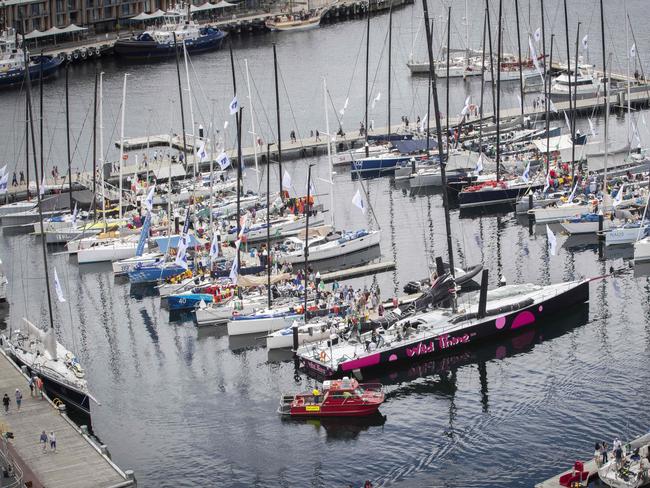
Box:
xmin=459 ymin=203 xmax=516 ymax=219
xmin=196 ymin=324 xmax=228 ymax=341
xmin=267 ymin=347 xmax=296 ymax=363
xmin=281 ymin=412 xmax=387 ymax=441
xmin=129 ymin=283 xmax=161 ymax=300
xmin=228 ymin=332 xmax=266 ymax=353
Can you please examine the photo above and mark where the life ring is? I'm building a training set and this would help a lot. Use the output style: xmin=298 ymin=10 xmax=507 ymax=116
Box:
xmin=319 ymin=351 xmax=328 ymax=361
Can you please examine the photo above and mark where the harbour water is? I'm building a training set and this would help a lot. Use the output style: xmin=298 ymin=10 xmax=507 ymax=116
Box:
xmin=1 ymin=0 xmax=650 ymax=486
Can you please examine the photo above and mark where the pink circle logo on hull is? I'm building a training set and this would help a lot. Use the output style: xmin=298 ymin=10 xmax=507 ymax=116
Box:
xmin=389 ymin=354 xmax=398 ymax=362
xmin=495 ymin=316 xmax=506 ymax=329
xmin=511 ymin=310 xmax=536 ymax=330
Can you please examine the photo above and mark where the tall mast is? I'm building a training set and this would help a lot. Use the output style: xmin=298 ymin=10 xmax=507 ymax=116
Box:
xmin=303 ymin=164 xmax=313 ymax=321
xmin=39 ymin=52 xmax=43 ymax=178
xmin=24 ymin=74 xmax=29 ymax=200
xmin=514 ymin=0 xmax=525 ymax=120
xmin=22 ymin=37 xmax=54 ymax=331
xmin=478 ymin=9 xmax=487 ymax=154
xmin=364 ymin=12 xmax=370 ymax=156
xmin=624 ymin=0 xmax=631 ymax=152
xmin=544 ymin=36 xmax=554 ymax=178
xmin=118 ymin=73 xmax=128 ymax=219
xmin=273 ymin=43 xmax=283 ymax=201
xmin=92 ymin=71 xmax=98 ymax=213
xmin=465 ymin=0 xmax=470 ymax=62
xmin=182 ymin=42 xmax=196 ymax=176
xmin=485 ymin=0 xmax=496 ymax=118
xmin=495 ymin=0 xmax=503 ymax=182
xmin=65 ymin=63 xmax=73 ymax=210
xmin=570 ymin=22 xmax=581 ymax=178
xmin=422 ymin=0 xmax=454 ymax=276
xmin=324 ymin=78 xmax=335 ymax=228
xmin=562 ymin=0 xmax=574 ymax=175
xmin=99 ymin=72 xmax=105 ymax=221
xmin=244 ymin=59 xmax=260 ymax=191
xmin=445 ymin=6 xmax=451 ymax=149
xmin=229 ymin=42 xmax=242 ymax=272
xmin=387 ymin=2 xmax=392 ymax=137
xmin=599 ymin=0 xmax=609 ymax=191
xmin=425 ymin=20 xmax=432 ymax=153
xmin=173 ymin=33 xmax=188 ymax=174
xmin=266 ymin=143 xmax=273 ymax=308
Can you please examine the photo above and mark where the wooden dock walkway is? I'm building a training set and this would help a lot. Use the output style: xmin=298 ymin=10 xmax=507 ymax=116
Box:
xmin=0 ymin=348 xmax=136 ymax=488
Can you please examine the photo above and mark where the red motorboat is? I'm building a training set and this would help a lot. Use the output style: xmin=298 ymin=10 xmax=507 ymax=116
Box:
xmin=278 ymin=378 xmax=385 ymax=417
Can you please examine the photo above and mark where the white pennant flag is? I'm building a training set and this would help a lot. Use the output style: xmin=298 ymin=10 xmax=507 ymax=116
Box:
xmin=543 ymin=172 xmax=551 ymax=193
xmin=529 ymin=37 xmax=544 ymax=80
xmin=209 ymin=231 xmax=220 ymax=261
xmin=567 ymin=182 xmax=579 ymax=203
xmin=371 ymin=92 xmax=381 ymax=109
xmin=224 ymin=120 xmax=229 ymax=130
xmin=53 ymin=267 xmax=66 ymax=303
xmin=282 ymin=170 xmax=292 ymax=191
xmin=630 ymin=43 xmax=636 ymax=59
xmin=174 ymin=235 xmax=189 ymax=270
xmin=339 ymin=97 xmax=349 ymax=116
xmin=419 ymin=114 xmax=428 ymax=132
xmin=582 ymin=34 xmax=589 ymax=51
xmin=352 ymin=188 xmax=367 ymax=214
xmin=563 ymin=111 xmax=571 ymax=130
xmin=546 ymin=225 xmax=557 ymax=256
xmin=229 ymin=252 xmax=239 ymax=284
xmin=71 ymin=203 xmax=78 ymax=229
xmin=145 ymin=185 xmax=155 ymax=212
xmin=588 ymin=118 xmax=596 ymax=137
xmin=549 ymin=98 xmax=558 ymax=113
xmin=460 ymin=95 xmax=471 ymax=116
xmin=521 ymin=161 xmax=530 ymax=182
xmin=39 ymin=175 xmax=46 ymax=196
xmin=229 ymin=96 xmax=239 ymax=115
xmin=475 ymin=153 xmax=485 ymax=173
xmin=534 ymin=27 xmax=541 ymax=43
xmin=196 ymin=141 xmax=208 ymax=162
xmin=614 ymin=183 xmax=626 ymax=207
xmin=216 ymin=152 xmax=231 ymax=170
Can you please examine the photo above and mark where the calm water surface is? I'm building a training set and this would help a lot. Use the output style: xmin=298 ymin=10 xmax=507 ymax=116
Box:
xmin=2 ymin=0 xmax=650 ymax=486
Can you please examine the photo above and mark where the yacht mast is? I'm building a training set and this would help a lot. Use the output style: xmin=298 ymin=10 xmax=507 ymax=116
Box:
xmin=244 ymin=59 xmax=260 ymax=191
xmin=99 ymin=72 xmax=105 ymax=222
xmin=323 ymin=78 xmax=335 ymax=228
xmin=182 ymin=42 xmax=196 ymax=176
xmin=118 ymin=73 xmax=128 ymax=219
xmin=599 ymin=0 xmax=609 ymax=192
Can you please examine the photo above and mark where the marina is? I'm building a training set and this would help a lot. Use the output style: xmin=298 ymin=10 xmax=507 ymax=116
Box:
xmin=2 ymin=0 xmax=650 ymax=486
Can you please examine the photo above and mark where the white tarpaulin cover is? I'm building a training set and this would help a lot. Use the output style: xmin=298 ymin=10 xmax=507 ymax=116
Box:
xmin=24 ymin=24 xmax=87 ymax=39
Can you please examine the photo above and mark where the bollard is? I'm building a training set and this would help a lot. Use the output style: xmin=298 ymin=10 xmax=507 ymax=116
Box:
xmin=125 ymin=470 xmax=136 ymax=483
xmin=58 ymin=404 xmax=66 ymax=413
xmin=20 ymin=365 xmax=28 ymax=375
xmin=598 ymin=212 xmax=604 ymax=240
xmin=100 ymin=444 xmax=110 ymax=457
xmin=80 ymin=425 xmax=89 ymax=436
xmin=477 ymin=269 xmax=489 ymax=319
xmin=292 ymin=324 xmax=299 ymax=353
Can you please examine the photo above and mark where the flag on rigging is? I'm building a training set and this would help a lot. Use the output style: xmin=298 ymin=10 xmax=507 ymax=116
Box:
xmin=53 ymin=267 xmax=66 ymax=303
xmin=548 ymin=98 xmax=558 ymax=113
xmin=582 ymin=34 xmax=589 ymax=51
xmin=546 ymin=225 xmax=557 ymax=256
xmin=543 ymin=172 xmax=552 ymax=193
xmin=136 ymin=211 xmax=151 ymax=257
xmin=174 ymin=234 xmax=189 ymax=270
xmin=217 ymin=152 xmax=231 ymax=170
xmin=614 ymin=183 xmax=626 ymax=207
xmin=196 ymin=141 xmax=208 ymax=162
xmin=229 ymin=251 xmax=239 ymax=285
xmin=460 ymin=96 xmax=471 ymax=116
xmin=39 ymin=175 xmax=46 ymax=196
xmin=282 ymin=170 xmax=292 ymax=191
xmin=563 ymin=111 xmax=571 ymax=131
xmin=522 ymin=161 xmax=531 ymax=182
xmin=567 ymin=182 xmax=579 ymax=203
xmin=419 ymin=114 xmax=428 ymax=132
xmin=145 ymin=185 xmax=155 ymax=212
xmin=630 ymin=43 xmax=636 ymax=59
xmin=224 ymin=120 xmax=229 ymax=130
xmin=371 ymin=92 xmax=381 ymax=109
xmin=209 ymin=231 xmax=220 ymax=262
xmin=534 ymin=27 xmax=541 ymax=43
xmin=0 ymin=174 xmax=8 ymax=195
xmin=475 ymin=153 xmax=485 ymax=174
xmin=588 ymin=118 xmax=596 ymax=137
xmin=339 ymin=97 xmax=349 ymax=116
xmin=71 ymin=203 xmax=78 ymax=230
xmin=229 ymin=96 xmax=239 ymax=115
xmin=352 ymin=188 xmax=367 ymax=214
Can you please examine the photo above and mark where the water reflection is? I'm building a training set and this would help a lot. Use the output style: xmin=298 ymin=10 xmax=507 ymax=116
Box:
xmin=281 ymin=412 xmax=387 ymax=441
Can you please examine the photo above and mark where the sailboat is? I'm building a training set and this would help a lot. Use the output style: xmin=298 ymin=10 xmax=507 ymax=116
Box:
xmin=1 ymin=48 xmax=93 ymax=414
xmin=265 ymin=0 xmax=325 ymax=32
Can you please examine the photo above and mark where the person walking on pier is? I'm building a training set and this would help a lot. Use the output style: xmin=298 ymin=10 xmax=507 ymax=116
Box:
xmin=2 ymin=393 xmax=9 ymax=413
xmin=40 ymin=431 xmax=48 ymax=452
xmin=19 ymin=171 xmax=24 ymax=186
xmin=11 ymin=172 xmax=17 ymax=187
xmin=15 ymin=389 xmax=22 ymax=411
xmin=28 ymin=377 xmax=34 ymax=397
xmin=49 ymin=432 xmax=57 ymax=453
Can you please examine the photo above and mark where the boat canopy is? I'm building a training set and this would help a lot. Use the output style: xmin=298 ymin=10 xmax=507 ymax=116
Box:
xmin=24 ymin=24 xmax=87 ymax=40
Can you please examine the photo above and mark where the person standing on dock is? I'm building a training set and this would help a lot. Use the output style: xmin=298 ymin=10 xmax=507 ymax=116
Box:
xmin=35 ymin=377 xmax=44 ymax=399
xmin=40 ymin=431 xmax=48 ymax=452
xmin=28 ymin=377 xmax=34 ymax=397
xmin=19 ymin=171 xmax=24 ymax=186
xmin=15 ymin=389 xmax=22 ymax=411
xmin=315 ymin=130 xmax=320 ymax=142
xmin=12 ymin=172 xmax=17 ymax=187
xmin=2 ymin=393 xmax=9 ymax=413
xmin=49 ymin=432 xmax=57 ymax=453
